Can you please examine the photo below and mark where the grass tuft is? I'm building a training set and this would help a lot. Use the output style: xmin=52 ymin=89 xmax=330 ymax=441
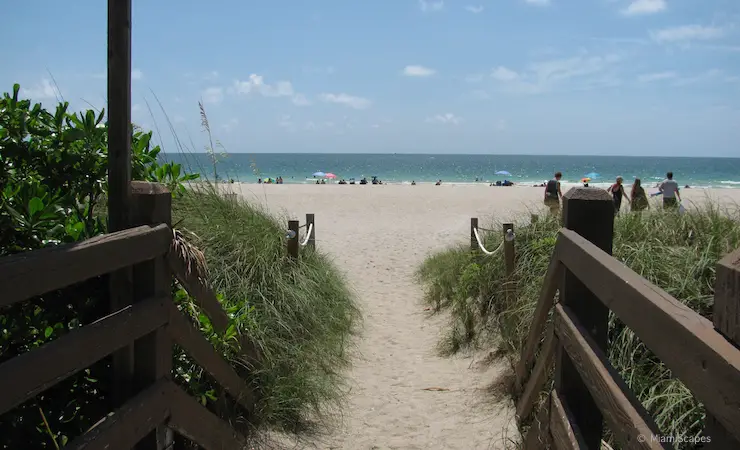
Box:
xmin=172 ymin=183 xmax=360 ymax=433
xmin=417 ymin=204 xmax=740 ymax=447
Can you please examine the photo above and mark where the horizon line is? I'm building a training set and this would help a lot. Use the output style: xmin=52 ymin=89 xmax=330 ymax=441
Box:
xmin=160 ymin=152 xmax=740 ymax=159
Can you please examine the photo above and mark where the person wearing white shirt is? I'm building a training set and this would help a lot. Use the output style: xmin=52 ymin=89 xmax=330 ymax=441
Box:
xmin=658 ymin=171 xmax=681 ymax=209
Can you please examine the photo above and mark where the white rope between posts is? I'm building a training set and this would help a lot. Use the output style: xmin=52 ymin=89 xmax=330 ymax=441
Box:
xmin=473 ymin=227 xmax=505 ymax=256
xmin=299 ymin=223 xmax=313 ymax=246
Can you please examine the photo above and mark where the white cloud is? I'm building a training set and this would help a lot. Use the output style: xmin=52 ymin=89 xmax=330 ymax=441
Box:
xmin=465 ymin=5 xmax=484 ymax=13
xmin=426 ymin=113 xmax=462 ymax=125
xmin=524 ymin=0 xmax=550 ymax=6
xmin=231 ymin=74 xmax=309 ymax=106
xmin=622 ymin=0 xmax=666 ymax=16
xmin=491 ymin=66 xmax=519 ymax=81
xmin=651 ymin=25 xmax=724 ymax=43
xmin=319 ymin=93 xmax=372 ymax=109
xmin=202 ymin=87 xmax=224 ymax=104
xmin=419 ymin=0 xmax=444 ymax=12
xmin=204 ymin=71 xmax=219 ymax=81
xmin=672 ymin=69 xmax=737 ymax=86
xmin=638 ymin=71 xmax=677 ymax=82
xmin=20 ymin=79 xmax=58 ymax=100
xmin=131 ymin=69 xmax=143 ymax=80
xmin=403 ymin=65 xmax=436 ymax=77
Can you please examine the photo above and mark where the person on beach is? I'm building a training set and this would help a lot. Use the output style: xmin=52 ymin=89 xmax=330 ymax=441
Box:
xmin=435 ymin=180 xmax=442 ymax=185
xmin=607 ymin=176 xmax=630 ymax=215
xmin=659 ymin=172 xmax=681 ymax=208
xmin=544 ymin=172 xmax=562 ymax=216
xmin=630 ymin=178 xmax=649 ymax=212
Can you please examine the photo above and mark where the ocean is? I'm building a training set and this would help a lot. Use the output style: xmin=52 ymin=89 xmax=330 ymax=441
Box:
xmin=161 ymin=153 xmax=740 ymax=189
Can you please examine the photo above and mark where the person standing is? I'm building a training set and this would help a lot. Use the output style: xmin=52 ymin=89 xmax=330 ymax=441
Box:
xmin=544 ymin=172 xmax=563 ymax=216
xmin=630 ymin=178 xmax=649 ymax=212
xmin=607 ymin=176 xmax=630 ymax=215
xmin=659 ymin=171 xmax=681 ymax=209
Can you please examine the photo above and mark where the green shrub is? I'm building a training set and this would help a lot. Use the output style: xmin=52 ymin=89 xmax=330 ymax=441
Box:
xmin=417 ymin=205 xmax=740 ymax=448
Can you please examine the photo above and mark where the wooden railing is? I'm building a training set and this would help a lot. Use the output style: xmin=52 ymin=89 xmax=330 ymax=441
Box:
xmin=513 ymin=187 xmax=740 ymax=449
xmin=0 ymin=181 xmax=256 ymax=449
xmin=287 ymin=213 xmax=316 ymax=258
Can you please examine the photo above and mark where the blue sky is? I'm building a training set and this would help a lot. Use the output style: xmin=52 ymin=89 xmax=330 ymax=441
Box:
xmin=3 ymin=0 xmax=740 ymax=156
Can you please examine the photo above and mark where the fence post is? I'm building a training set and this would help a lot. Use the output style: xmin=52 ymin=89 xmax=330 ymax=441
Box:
xmin=130 ymin=181 xmax=174 ymax=449
xmin=306 ymin=213 xmax=315 ymax=250
xmin=470 ymin=218 xmax=478 ymax=251
xmin=287 ymin=220 xmax=300 ymax=258
xmin=554 ymin=187 xmax=614 ymax=449
xmin=704 ymin=248 xmax=740 ymax=448
xmin=503 ymin=223 xmax=515 ymax=276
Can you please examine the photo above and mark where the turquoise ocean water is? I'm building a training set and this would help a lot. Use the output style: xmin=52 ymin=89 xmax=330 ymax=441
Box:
xmin=162 ymin=153 xmax=740 ymax=189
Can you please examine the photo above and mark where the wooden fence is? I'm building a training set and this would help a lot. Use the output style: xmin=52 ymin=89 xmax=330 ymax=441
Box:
xmin=495 ymin=187 xmax=740 ymax=449
xmin=287 ymin=213 xmax=316 ymax=258
xmin=0 ymin=181 xmax=256 ymax=449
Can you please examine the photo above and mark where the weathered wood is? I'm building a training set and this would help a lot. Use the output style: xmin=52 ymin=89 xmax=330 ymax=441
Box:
xmin=0 ymin=296 xmax=168 ymax=416
xmin=167 ymin=251 xmax=230 ymax=334
xmin=550 ymin=391 xmax=587 ymax=450
xmin=470 ymin=218 xmax=478 ymax=251
xmin=306 ymin=213 xmax=316 ymax=249
xmin=554 ymin=304 xmax=669 ymax=450
xmin=168 ymin=303 xmax=255 ymax=414
xmin=555 ymin=187 xmax=614 ymax=449
xmin=557 ymin=228 xmax=740 ymax=442
xmin=169 ymin=384 xmax=249 ymax=449
xmin=67 ymin=379 xmax=172 ymax=450
xmin=0 ymin=224 xmax=171 ymax=307
xmin=107 ymin=0 xmax=132 ymax=232
xmin=704 ymin=248 xmax=740 ymax=448
xmin=131 ymin=184 xmax=173 ymax=450
xmin=517 ymin=323 xmax=557 ymax=421
xmin=523 ymin=394 xmax=552 ymax=450
xmin=514 ymin=249 xmax=564 ymax=394
xmin=503 ymin=222 xmax=516 ymax=276
xmin=288 ymin=220 xmax=299 ymax=258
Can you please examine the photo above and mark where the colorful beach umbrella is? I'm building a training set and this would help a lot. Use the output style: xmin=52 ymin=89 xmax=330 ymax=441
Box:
xmin=325 ymin=173 xmax=337 ymax=179
xmin=312 ymin=171 xmax=325 ymax=177
xmin=495 ymin=170 xmax=512 ymax=176
xmin=581 ymin=177 xmax=591 ymax=183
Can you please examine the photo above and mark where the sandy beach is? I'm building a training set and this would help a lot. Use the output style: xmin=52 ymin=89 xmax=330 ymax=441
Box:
xmin=234 ymin=184 xmax=740 ymax=450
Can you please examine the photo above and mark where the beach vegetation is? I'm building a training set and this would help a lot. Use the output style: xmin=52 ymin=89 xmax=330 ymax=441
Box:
xmin=417 ymin=204 xmax=740 ymax=447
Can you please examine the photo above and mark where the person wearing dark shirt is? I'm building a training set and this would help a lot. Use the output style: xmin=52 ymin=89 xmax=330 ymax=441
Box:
xmin=607 ymin=176 xmax=630 ymax=215
xmin=544 ymin=172 xmax=563 ymax=216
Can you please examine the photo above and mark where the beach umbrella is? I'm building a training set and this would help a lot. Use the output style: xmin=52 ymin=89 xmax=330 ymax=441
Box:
xmin=495 ymin=170 xmax=512 ymax=176
xmin=312 ymin=171 xmax=325 ymax=177
xmin=581 ymin=177 xmax=591 ymax=183
xmin=325 ymin=173 xmax=337 ymax=179
xmin=585 ymin=172 xmax=601 ymax=179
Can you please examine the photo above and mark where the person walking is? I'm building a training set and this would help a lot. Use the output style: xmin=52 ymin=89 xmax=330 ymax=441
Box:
xmin=544 ymin=172 xmax=563 ymax=216
xmin=659 ymin=171 xmax=681 ymax=209
xmin=607 ymin=176 xmax=630 ymax=215
xmin=630 ymin=178 xmax=649 ymax=212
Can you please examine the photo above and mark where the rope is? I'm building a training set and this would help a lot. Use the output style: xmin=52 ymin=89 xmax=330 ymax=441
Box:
xmin=299 ymin=223 xmax=314 ymax=246
xmin=473 ymin=227 xmax=505 ymax=256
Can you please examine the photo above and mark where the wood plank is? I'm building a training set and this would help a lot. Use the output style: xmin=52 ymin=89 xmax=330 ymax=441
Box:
xmin=517 ymin=323 xmax=557 ymax=421
xmin=554 ymin=304 xmax=670 ymax=450
xmin=169 ymin=384 xmax=249 ymax=450
xmin=549 ymin=391 xmax=587 ymax=450
xmin=167 ymin=250 xmax=230 ymax=334
xmin=168 ymin=303 xmax=255 ymax=415
xmin=557 ymin=228 xmax=740 ymax=442
xmin=0 ymin=296 xmax=168 ymax=416
xmin=470 ymin=218 xmax=478 ymax=252
xmin=0 ymin=224 xmax=171 ymax=307
xmin=287 ymin=220 xmax=299 ymax=258
xmin=523 ymin=393 xmax=552 ymax=450
xmin=306 ymin=213 xmax=315 ymax=250
xmin=514 ymin=248 xmax=563 ymax=394
xmin=67 ymin=379 xmax=172 ymax=450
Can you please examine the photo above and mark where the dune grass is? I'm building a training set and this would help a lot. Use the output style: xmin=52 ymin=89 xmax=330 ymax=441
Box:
xmin=171 ymin=183 xmax=360 ymax=433
xmin=417 ymin=203 xmax=740 ymax=447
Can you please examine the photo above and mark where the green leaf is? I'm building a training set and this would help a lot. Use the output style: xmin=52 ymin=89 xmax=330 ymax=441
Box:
xmin=28 ymin=197 xmax=44 ymax=217
xmin=44 ymin=326 xmax=53 ymax=338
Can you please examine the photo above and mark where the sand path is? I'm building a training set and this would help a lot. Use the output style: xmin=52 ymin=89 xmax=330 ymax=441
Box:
xmin=241 ymin=185 xmax=523 ymax=450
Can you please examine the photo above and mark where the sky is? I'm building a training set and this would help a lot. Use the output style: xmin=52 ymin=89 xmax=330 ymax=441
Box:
xmin=3 ymin=0 xmax=740 ymax=156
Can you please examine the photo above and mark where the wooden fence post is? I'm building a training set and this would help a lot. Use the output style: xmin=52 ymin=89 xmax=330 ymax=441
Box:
xmin=554 ymin=187 xmax=614 ymax=449
xmin=503 ymin=223 xmax=515 ymax=276
xmin=306 ymin=213 xmax=315 ymax=250
xmin=704 ymin=247 xmax=740 ymax=448
xmin=130 ymin=181 xmax=174 ymax=450
xmin=287 ymin=220 xmax=300 ymax=258
xmin=470 ymin=218 xmax=478 ymax=251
